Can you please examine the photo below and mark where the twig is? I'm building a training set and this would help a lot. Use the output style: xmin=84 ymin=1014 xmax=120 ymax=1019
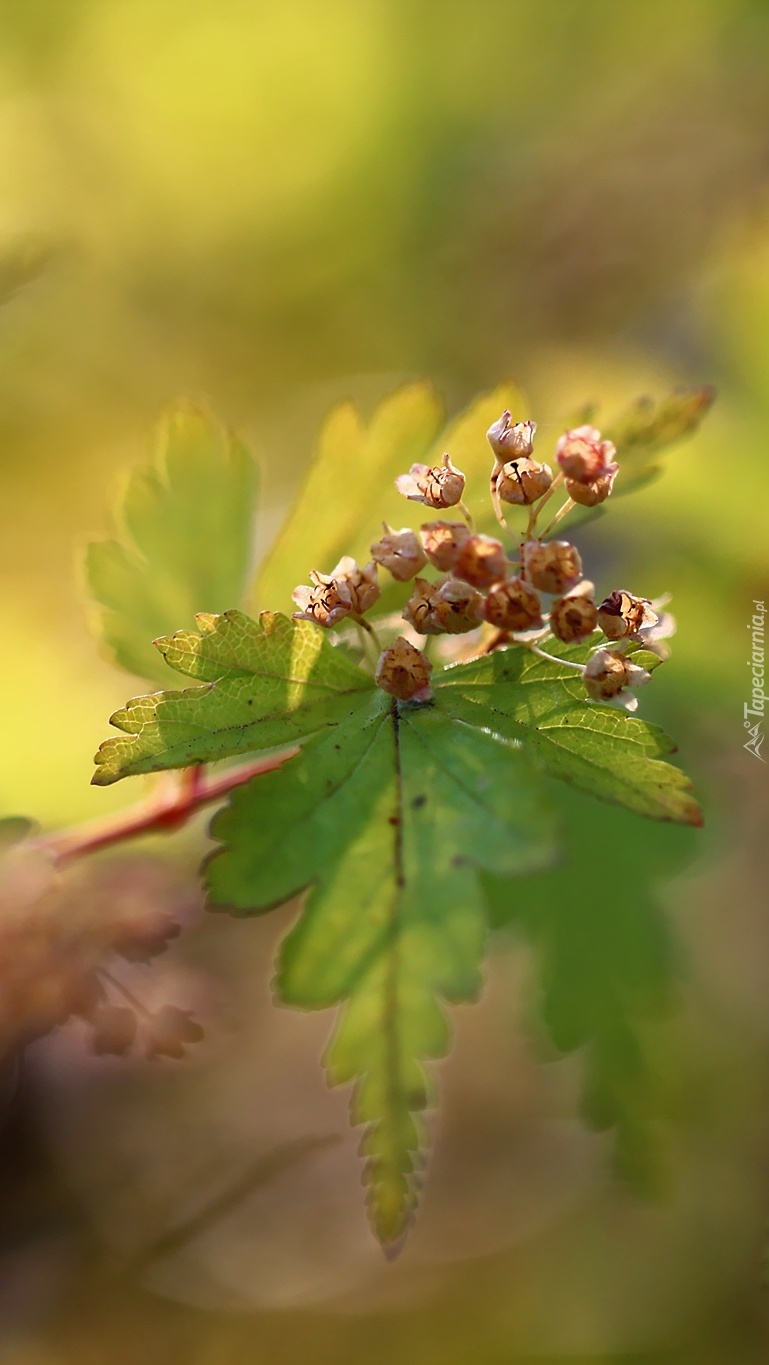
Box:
xmin=38 ymin=749 xmax=300 ymax=867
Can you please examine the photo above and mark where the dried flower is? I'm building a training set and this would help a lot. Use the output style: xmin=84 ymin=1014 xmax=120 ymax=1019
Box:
xmin=550 ymin=581 xmax=598 ymax=643
xmin=375 ymin=637 xmax=433 ymax=702
xmin=522 ymin=539 xmax=583 ymax=595
xmin=292 ymin=556 xmax=380 ymax=627
xmin=434 ymin=578 xmax=485 ymax=634
xmin=597 ymin=590 xmax=658 ymax=642
xmin=403 ymin=576 xmax=445 ymax=634
xmin=583 ymin=647 xmax=652 ymax=711
xmin=555 ymin=425 xmax=618 ymax=485
xmin=145 ymin=1005 xmax=204 ymax=1060
xmin=483 ymin=577 xmax=544 ymax=632
xmin=454 ymin=534 xmax=508 ymax=588
xmin=486 ymin=412 xmax=536 ymax=461
xmin=395 ymin=452 xmax=466 ymax=509
xmin=403 ymin=576 xmax=484 ymax=635
xmin=420 ymin=520 xmax=471 ymax=571
xmin=565 ymin=466 xmax=618 ymax=507
xmin=493 ymin=457 xmax=554 ymax=508
xmin=371 ymin=524 xmax=426 ymax=582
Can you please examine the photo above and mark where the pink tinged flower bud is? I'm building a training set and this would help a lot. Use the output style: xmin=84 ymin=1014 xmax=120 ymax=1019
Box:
xmin=555 ymin=425 xmax=618 ymax=485
xmin=583 ymin=647 xmax=652 ymax=711
xmin=522 ymin=539 xmax=583 ymax=595
xmin=454 ymin=533 xmax=508 ymax=589
xmin=550 ymin=581 xmax=598 ymax=643
xmin=370 ymin=524 xmax=426 ymax=582
xmin=486 ymin=411 xmax=537 ymax=461
xmin=565 ymin=466 xmax=617 ymax=507
xmin=597 ymin=590 xmax=658 ymax=642
xmin=483 ymin=577 xmax=544 ymax=632
xmin=492 ymin=457 xmax=554 ymax=507
xmin=375 ymin=636 xmax=433 ymax=702
xmin=292 ymin=556 xmax=380 ymax=627
xmin=420 ymin=520 xmax=471 ymax=571
xmin=395 ymin=452 xmax=466 ymax=509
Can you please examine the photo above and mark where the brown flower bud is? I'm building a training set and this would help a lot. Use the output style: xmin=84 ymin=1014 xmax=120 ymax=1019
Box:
xmin=403 ymin=576 xmax=445 ymax=634
xmin=395 ymin=452 xmax=466 ymax=509
xmin=90 ymin=1004 xmax=138 ymax=1056
xmin=434 ymin=577 xmax=485 ymax=634
xmin=583 ymin=647 xmax=652 ymax=709
xmin=555 ymin=425 xmax=618 ymax=485
xmin=292 ymin=556 xmax=380 ymax=627
xmin=483 ymin=577 xmax=543 ymax=632
xmin=420 ymin=520 xmax=471 ymax=571
xmin=486 ymin=411 xmax=536 ymax=460
xmin=522 ymin=539 xmax=582 ymax=595
xmin=565 ymin=468 xmax=617 ymax=507
xmin=597 ymin=590 xmax=658 ymax=641
xmin=370 ymin=524 xmax=426 ymax=582
xmin=375 ymin=636 xmax=433 ymax=702
xmin=549 ymin=581 xmax=598 ymax=643
xmin=492 ymin=457 xmax=554 ymax=508
xmin=454 ymin=533 xmax=508 ymax=588
xmin=145 ymin=1005 xmax=204 ymax=1060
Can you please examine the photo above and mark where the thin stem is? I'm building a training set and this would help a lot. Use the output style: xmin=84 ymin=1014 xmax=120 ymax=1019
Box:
xmin=38 ymin=749 xmax=300 ymax=867
xmin=98 ymin=966 xmax=153 ymax=1019
xmin=538 ymin=497 xmax=575 ymax=540
xmin=528 ymin=643 xmax=585 ymax=671
xmin=525 ymin=472 xmax=564 ymax=538
xmin=458 ymin=499 xmax=475 ymax=531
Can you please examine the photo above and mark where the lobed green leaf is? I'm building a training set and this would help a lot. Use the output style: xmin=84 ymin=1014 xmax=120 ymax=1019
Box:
xmin=85 ymin=402 xmax=258 ymax=683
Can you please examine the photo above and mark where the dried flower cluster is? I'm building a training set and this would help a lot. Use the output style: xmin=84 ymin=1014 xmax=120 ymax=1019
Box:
xmin=291 ymin=406 xmax=675 ymax=710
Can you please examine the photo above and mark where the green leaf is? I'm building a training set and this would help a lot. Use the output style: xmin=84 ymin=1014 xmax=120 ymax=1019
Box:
xmin=435 ymin=639 xmax=702 ymax=826
xmin=483 ymin=784 xmax=699 ymax=1193
xmin=85 ymin=402 xmax=258 ymax=683
xmin=253 ymin=380 xmax=525 ymax=613
xmin=92 ymin=610 xmax=374 ymax=785
xmin=206 ymin=692 xmax=557 ymax=1247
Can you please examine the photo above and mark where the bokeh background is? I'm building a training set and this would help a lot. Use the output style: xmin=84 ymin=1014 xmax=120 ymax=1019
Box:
xmin=1 ymin=1 xmax=769 ymax=1360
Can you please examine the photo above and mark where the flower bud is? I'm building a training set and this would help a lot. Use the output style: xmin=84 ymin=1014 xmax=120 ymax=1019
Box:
xmin=454 ymin=533 xmax=508 ymax=588
xmin=375 ymin=636 xmax=433 ymax=702
xmin=395 ymin=452 xmax=466 ymax=509
xmin=583 ymin=648 xmax=631 ymax=700
xmin=483 ymin=577 xmax=543 ymax=632
xmin=597 ymin=590 xmax=658 ymax=641
xmin=370 ymin=524 xmax=426 ymax=582
xmin=403 ymin=576 xmax=445 ymax=634
xmin=555 ymin=425 xmax=618 ymax=485
xmin=493 ymin=457 xmax=554 ymax=507
xmin=583 ymin=647 xmax=652 ymax=710
xmin=292 ymin=556 xmax=380 ymax=627
xmin=420 ymin=520 xmax=471 ymax=571
xmin=549 ymin=581 xmax=598 ymax=643
xmin=145 ymin=1005 xmax=204 ymax=1060
xmin=522 ymin=539 xmax=582 ymax=595
xmin=565 ymin=468 xmax=617 ymax=507
xmin=486 ymin=412 xmax=536 ymax=460
xmin=434 ymin=577 xmax=485 ymax=634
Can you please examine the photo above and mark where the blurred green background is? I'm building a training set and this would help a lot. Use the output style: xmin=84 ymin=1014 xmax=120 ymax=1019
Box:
xmin=1 ymin=0 xmax=769 ymax=1360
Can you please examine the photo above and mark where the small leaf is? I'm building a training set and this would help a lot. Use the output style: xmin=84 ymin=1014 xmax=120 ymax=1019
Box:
xmin=254 ymin=381 xmax=525 ymax=613
xmin=206 ymin=693 xmax=557 ymax=1247
xmin=92 ymin=610 xmax=373 ymax=785
xmin=85 ymin=402 xmax=258 ymax=683
xmin=483 ymin=784 xmax=698 ymax=1192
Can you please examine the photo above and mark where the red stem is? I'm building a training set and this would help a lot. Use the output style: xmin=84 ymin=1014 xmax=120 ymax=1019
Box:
xmin=40 ymin=749 xmax=299 ymax=867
